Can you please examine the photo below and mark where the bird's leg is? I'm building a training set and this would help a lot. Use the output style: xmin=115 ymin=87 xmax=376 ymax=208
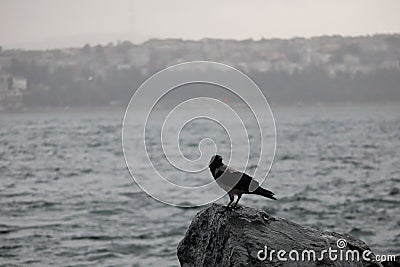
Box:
xmin=225 ymin=194 xmax=234 ymax=210
xmin=232 ymin=194 xmax=242 ymax=209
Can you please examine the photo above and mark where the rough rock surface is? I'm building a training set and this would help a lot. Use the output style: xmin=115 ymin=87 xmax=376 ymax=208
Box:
xmin=381 ymin=255 xmax=400 ymax=267
xmin=177 ymin=204 xmax=383 ymax=267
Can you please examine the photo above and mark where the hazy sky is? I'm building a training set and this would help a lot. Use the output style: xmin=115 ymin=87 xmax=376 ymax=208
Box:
xmin=0 ymin=0 xmax=399 ymax=49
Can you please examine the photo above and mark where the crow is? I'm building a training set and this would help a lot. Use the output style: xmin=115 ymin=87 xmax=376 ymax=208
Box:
xmin=209 ymin=155 xmax=276 ymax=209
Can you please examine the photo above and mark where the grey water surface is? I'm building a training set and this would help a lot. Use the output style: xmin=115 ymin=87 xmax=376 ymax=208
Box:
xmin=0 ymin=105 xmax=399 ymax=266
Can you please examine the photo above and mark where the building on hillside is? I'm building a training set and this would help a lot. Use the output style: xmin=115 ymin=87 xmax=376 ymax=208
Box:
xmin=0 ymin=73 xmax=26 ymax=111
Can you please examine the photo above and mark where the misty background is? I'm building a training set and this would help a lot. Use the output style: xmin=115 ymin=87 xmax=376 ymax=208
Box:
xmin=1 ymin=0 xmax=400 ymax=49
xmin=0 ymin=0 xmax=399 ymax=110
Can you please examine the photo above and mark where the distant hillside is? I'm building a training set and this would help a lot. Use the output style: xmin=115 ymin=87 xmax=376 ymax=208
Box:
xmin=0 ymin=34 xmax=399 ymax=108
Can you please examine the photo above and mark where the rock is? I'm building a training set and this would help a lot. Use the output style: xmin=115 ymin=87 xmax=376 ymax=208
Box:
xmin=381 ymin=255 xmax=400 ymax=267
xmin=177 ymin=204 xmax=383 ymax=267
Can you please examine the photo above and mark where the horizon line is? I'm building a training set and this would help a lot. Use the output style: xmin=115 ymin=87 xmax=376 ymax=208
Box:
xmin=1 ymin=32 xmax=399 ymax=52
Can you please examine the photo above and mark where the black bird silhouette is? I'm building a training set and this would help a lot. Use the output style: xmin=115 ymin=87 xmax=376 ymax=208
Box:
xmin=209 ymin=155 xmax=276 ymax=209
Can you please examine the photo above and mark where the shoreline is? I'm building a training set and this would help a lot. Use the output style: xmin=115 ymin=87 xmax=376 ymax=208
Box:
xmin=1 ymin=101 xmax=399 ymax=115
xmin=0 ymin=105 xmax=126 ymax=114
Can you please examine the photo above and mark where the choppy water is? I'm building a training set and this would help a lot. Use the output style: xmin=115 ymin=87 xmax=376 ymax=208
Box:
xmin=0 ymin=105 xmax=399 ymax=266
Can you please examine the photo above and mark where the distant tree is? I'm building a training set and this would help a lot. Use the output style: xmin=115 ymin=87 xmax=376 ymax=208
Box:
xmin=118 ymin=40 xmax=133 ymax=50
xmin=94 ymin=45 xmax=107 ymax=64
xmin=28 ymin=60 xmax=49 ymax=86
xmin=9 ymin=57 xmax=30 ymax=76
xmin=331 ymin=43 xmax=361 ymax=63
xmin=82 ymin=44 xmax=91 ymax=55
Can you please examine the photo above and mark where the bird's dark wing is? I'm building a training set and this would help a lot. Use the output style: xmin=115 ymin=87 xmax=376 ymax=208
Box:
xmin=232 ymin=171 xmax=259 ymax=191
xmin=216 ymin=165 xmax=260 ymax=192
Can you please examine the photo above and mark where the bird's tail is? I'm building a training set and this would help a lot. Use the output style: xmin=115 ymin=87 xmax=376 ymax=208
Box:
xmin=251 ymin=187 xmax=276 ymax=200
